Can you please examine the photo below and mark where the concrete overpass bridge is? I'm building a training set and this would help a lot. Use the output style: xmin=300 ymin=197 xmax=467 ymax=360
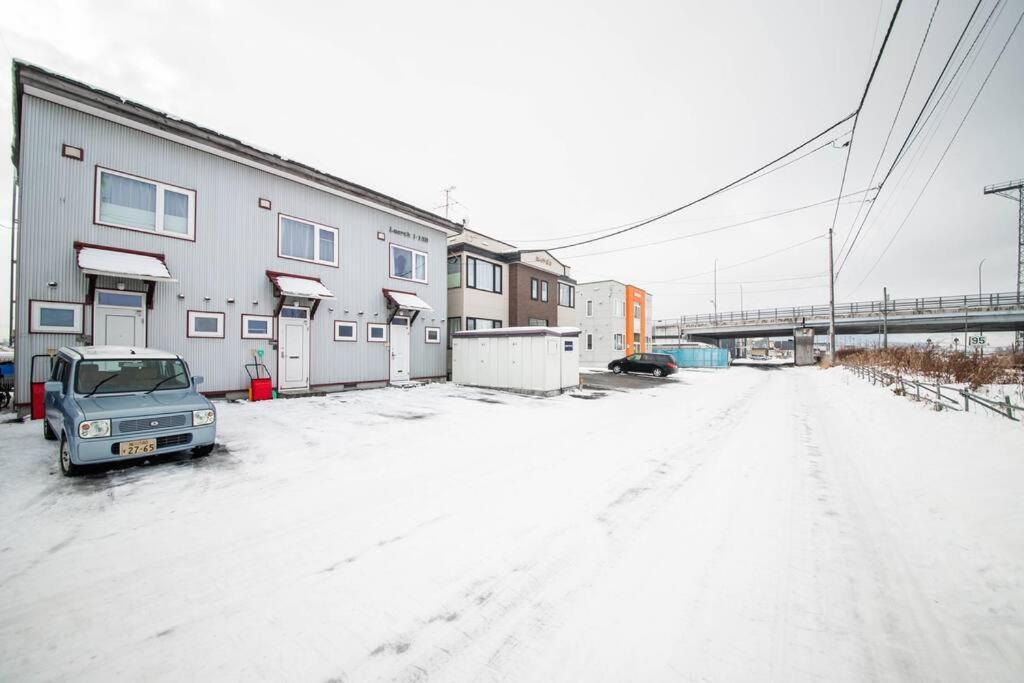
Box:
xmin=653 ymin=291 xmax=1024 ymax=344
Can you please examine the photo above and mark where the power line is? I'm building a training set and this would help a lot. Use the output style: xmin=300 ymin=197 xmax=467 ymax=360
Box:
xmin=848 ymin=3 xmax=1024 ymax=295
xmin=561 ymin=187 xmax=874 ymax=259
xmin=861 ymin=0 xmax=1004 ymax=240
xmin=655 ymin=273 xmax=826 ymax=287
xmin=543 ymin=111 xmax=857 ymax=252
xmin=640 ymin=233 xmax=827 ymax=285
xmin=828 ymin=0 xmax=905 ymax=254
xmin=515 ymin=130 xmax=854 ymax=247
xmin=842 ymin=0 xmax=941 ymax=258
xmin=836 ymin=0 xmax=985 ymax=276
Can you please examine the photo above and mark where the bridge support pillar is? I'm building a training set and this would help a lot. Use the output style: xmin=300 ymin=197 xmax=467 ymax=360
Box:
xmin=794 ymin=328 xmax=815 ymax=366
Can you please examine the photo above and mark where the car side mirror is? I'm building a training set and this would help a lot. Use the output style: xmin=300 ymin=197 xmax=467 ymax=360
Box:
xmin=43 ymin=381 xmax=63 ymax=394
xmin=192 ymin=375 xmax=204 ymax=387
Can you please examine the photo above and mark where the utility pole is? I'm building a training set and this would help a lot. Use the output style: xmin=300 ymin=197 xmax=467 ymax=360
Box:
xmin=713 ymin=258 xmax=718 ymax=323
xmin=740 ymin=283 xmax=744 ymax=312
xmin=978 ymin=257 xmax=986 ymax=298
xmin=828 ymin=228 xmax=837 ymax=361
xmin=983 ymin=179 xmax=1023 ymax=351
xmin=882 ymin=286 xmax=888 ymax=349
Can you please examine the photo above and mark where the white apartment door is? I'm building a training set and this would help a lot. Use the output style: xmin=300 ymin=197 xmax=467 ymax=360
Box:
xmin=93 ymin=289 xmax=146 ymax=346
xmin=278 ymin=306 xmax=310 ymax=391
xmin=389 ymin=316 xmax=411 ymax=382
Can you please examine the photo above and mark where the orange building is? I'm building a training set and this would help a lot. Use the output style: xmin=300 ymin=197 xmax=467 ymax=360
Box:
xmin=577 ymin=280 xmax=654 ymax=363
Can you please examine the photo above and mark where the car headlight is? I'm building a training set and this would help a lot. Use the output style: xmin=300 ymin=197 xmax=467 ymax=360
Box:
xmin=79 ymin=419 xmax=111 ymax=439
xmin=192 ymin=409 xmax=215 ymax=426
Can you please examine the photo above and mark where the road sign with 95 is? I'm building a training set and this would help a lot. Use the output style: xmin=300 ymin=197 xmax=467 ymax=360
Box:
xmin=968 ymin=335 xmax=987 ymax=347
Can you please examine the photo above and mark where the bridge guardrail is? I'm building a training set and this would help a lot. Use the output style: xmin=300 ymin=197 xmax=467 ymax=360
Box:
xmin=655 ymin=291 xmax=1024 ymax=331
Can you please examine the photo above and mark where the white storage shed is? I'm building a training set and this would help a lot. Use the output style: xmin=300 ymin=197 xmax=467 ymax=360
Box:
xmin=451 ymin=327 xmax=580 ymax=396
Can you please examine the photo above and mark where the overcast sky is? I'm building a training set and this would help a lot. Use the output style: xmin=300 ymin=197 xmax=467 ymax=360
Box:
xmin=1 ymin=0 xmax=1022 ymax=342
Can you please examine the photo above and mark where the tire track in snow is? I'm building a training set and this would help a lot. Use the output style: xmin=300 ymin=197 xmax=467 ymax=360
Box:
xmin=347 ymin=372 xmax=772 ymax=682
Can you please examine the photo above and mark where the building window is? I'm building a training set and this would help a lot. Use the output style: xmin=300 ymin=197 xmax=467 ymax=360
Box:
xmin=425 ymin=326 xmax=441 ymax=344
xmin=541 ymin=281 xmax=549 ymax=302
xmin=280 ymin=307 xmax=308 ymax=319
xmin=614 ymin=300 xmax=625 ymax=317
xmin=634 ymin=302 xmax=641 ymax=319
xmin=241 ymin=314 xmax=274 ymax=340
xmin=530 ymin=278 xmax=538 ymax=300
xmin=367 ymin=323 xmax=388 ymax=342
xmin=279 ymin=214 xmax=338 ymax=266
xmin=466 ymin=317 xmax=502 ymax=330
xmin=558 ymin=283 xmax=575 ymax=307
xmin=29 ymin=301 xmax=84 ymax=334
xmin=334 ymin=321 xmax=357 ymax=342
xmin=187 ymin=311 xmax=225 ymax=338
xmin=447 ymin=255 xmax=461 ymax=288
xmin=586 ymin=333 xmax=593 ymax=350
xmin=447 ymin=317 xmax=462 ymax=348
xmin=586 ymin=300 xmax=593 ymax=317
xmin=614 ymin=333 xmax=624 ymax=350
xmin=528 ymin=318 xmax=547 ymax=326
xmin=96 ymin=291 xmax=145 ymax=308
xmin=633 ymin=333 xmax=640 ymax=347
xmin=95 ymin=167 xmax=196 ymax=240
xmin=391 ymin=244 xmax=428 ymax=283
xmin=466 ymin=257 xmax=501 ymax=293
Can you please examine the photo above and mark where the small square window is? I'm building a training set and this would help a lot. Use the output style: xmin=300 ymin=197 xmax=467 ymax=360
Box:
xmin=334 ymin=321 xmax=357 ymax=342
xmin=30 ymin=301 xmax=84 ymax=334
xmin=242 ymin=314 xmax=274 ymax=339
xmin=188 ymin=311 xmax=225 ymax=338
xmin=367 ymin=323 xmax=388 ymax=342
xmin=425 ymin=326 xmax=440 ymax=344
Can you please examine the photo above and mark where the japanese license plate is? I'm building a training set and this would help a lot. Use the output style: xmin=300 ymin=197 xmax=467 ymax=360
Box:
xmin=119 ymin=438 xmax=157 ymax=456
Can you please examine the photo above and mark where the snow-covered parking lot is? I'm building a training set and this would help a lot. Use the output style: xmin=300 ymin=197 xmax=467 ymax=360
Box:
xmin=2 ymin=367 xmax=1023 ymax=681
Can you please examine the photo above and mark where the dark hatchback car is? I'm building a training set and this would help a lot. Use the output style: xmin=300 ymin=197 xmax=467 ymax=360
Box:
xmin=608 ymin=353 xmax=678 ymax=377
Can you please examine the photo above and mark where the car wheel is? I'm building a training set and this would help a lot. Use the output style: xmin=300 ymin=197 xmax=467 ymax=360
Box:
xmin=653 ymin=367 xmax=664 ymax=377
xmin=611 ymin=364 xmax=623 ymax=374
xmin=43 ymin=418 xmax=58 ymax=441
xmin=59 ymin=437 xmax=81 ymax=477
xmin=192 ymin=444 xmax=215 ymax=458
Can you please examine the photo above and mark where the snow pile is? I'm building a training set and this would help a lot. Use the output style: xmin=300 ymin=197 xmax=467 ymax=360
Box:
xmin=272 ymin=275 xmax=334 ymax=299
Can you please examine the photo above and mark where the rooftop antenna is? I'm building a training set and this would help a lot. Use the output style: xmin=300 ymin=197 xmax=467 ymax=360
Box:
xmin=442 ymin=185 xmax=457 ymax=220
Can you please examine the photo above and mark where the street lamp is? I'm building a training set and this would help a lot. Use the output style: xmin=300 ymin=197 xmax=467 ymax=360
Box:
xmin=978 ymin=257 xmax=986 ymax=299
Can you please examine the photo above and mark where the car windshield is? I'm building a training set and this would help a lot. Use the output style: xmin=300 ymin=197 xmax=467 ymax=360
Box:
xmin=74 ymin=358 xmax=190 ymax=395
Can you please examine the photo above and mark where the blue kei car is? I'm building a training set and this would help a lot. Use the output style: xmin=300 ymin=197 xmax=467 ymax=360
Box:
xmin=43 ymin=346 xmax=217 ymax=476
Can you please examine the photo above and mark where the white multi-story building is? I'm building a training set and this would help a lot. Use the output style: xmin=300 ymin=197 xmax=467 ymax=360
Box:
xmin=576 ymin=280 xmax=653 ymax=365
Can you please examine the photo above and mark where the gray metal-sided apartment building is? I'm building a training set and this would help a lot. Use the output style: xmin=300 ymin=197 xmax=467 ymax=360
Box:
xmin=8 ymin=62 xmax=463 ymax=408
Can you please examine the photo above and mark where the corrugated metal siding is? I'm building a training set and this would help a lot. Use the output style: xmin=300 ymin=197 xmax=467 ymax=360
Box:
xmin=14 ymin=96 xmax=449 ymax=402
xmin=657 ymin=347 xmax=731 ymax=368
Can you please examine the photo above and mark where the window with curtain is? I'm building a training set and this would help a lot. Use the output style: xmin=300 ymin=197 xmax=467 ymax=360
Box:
xmin=279 ymin=215 xmax=338 ymax=266
xmin=96 ymin=168 xmax=196 ymax=239
xmin=447 ymin=317 xmax=461 ymax=348
xmin=391 ymin=244 xmax=428 ymax=283
xmin=466 ymin=257 xmax=501 ymax=293
xmin=447 ymin=256 xmax=461 ymax=288
xmin=541 ymin=281 xmax=549 ymax=302
xmin=558 ymin=283 xmax=574 ymax=307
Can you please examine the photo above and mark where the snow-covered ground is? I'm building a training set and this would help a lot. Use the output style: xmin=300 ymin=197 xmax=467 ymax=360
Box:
xmin=1 ymin=367 xmax=1023 ymax=681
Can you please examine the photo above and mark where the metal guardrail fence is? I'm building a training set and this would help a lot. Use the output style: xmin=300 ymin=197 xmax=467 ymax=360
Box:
xmin=846 ymin=365 xmax=1022 ymax=422
xmin=655 ymin=291 xmax=1024 ymax=330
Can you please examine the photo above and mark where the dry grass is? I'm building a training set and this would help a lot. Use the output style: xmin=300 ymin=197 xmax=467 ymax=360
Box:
xmin=838 ymin=347 xmax=1023 ymax=392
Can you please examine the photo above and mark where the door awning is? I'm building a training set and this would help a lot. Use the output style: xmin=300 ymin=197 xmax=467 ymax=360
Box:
xmin=267 ymin=271 xmax=335 ymax=299
xmin=75 ymin=242 xmax=176 ymax=282
xmin=382 ymin=289 xmax=433 ymax=311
